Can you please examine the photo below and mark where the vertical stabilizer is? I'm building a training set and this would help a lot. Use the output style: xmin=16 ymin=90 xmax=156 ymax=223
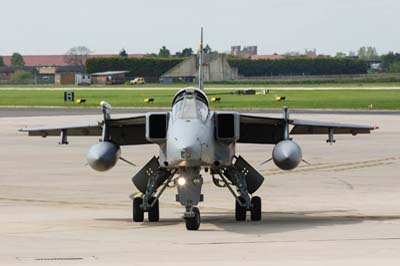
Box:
xmin=198 ymin=27 xmax=204 ymax=91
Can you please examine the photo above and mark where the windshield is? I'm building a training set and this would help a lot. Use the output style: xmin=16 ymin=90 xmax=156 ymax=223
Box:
xmin=172 ymin=94 xmax=208 ymax=121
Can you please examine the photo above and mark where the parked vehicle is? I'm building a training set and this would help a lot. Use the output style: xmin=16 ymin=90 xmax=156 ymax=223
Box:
xmin=130 ymin=77 xmax=145 ymax=85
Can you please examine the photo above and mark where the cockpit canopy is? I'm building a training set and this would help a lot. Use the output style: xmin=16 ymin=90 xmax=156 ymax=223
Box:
xmin=172 ymin=88 xmax=209 ymax=106
xmin=171 ymin=88 xmax=209 ymax=121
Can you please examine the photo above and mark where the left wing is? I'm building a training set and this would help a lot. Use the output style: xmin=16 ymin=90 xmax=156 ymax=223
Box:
xmin=238 ymin=114 xmax=286 ymax=144
xmin=290 ymin=119 xmax=375 ymax=135
xmin=238 ymin=111 xmax=376 ymax=145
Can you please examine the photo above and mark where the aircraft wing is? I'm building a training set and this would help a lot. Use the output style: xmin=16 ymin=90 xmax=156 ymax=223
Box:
xmin=19 ymin=121 xmax=102 ymax=136
xmin=107 ymin=116 xmax=149 ymax=145
xmin=290 ymin=119 xmax=376 ymax=135
xmin=238 ymin=114 xmax=376 ymax=144
xmin=19 ymin=115 xmax=149 ymax=145
xmin=238 ymin=114 xmax=286 ymax=144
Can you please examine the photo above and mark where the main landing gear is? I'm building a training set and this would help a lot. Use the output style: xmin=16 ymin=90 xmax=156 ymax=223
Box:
xmin=133 ymin=196 xmax=160 ymax=222
xmin=214 ymin=164 xmax=263 ymax=222
xmin=235 ymin=196 xmax=262 ymax=221
xmin=131 ymin=163 xmax=176 ymax=223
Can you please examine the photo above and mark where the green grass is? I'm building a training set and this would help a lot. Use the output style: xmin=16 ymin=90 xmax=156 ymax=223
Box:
xmin=1 ymin=82 xmax=400 ymax=89
xmin=1 ymin=89 xmax=399 ymax=110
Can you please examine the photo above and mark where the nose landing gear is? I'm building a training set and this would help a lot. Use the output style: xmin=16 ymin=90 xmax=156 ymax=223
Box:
xmin=184 ymin=206 xmax=201 ymax=230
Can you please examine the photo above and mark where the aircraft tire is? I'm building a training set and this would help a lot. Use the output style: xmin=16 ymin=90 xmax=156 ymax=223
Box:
xmin=185 ymin=207 xmax=200 ymax=230
xmin=250 ymin=196 xmax=262 ymax=221
xmin=133 ymin=197 xmax=144 ymax=222
xmin=148 ymin=197 xmax=160 ymax=222
xmin=235 ymin=197 xmax=247 ymax=221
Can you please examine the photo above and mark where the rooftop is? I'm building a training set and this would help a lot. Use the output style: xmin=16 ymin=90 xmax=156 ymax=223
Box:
xmin=1 ymin=54 xmax=145 ymax=66
xmin=91 ymin=71 xmax=129 ymax=76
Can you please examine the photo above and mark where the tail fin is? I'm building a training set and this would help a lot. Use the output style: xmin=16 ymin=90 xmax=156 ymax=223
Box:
xmin=198 ymin=27 xmax=204 ymax=91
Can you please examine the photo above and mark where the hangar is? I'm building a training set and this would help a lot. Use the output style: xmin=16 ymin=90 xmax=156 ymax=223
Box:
xmin=160 ymin=54 xmax=238 ymax=83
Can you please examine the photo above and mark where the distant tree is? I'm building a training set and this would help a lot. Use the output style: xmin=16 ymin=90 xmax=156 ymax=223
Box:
xmin=348 ymin=50 xmax=357 ymax=57
xmin=10 ymin=53 xmax=25 ymax=66
xmin=388 ymin=61 xmax=400 ymax=73
xmin=176 ymin=48 xmax=193 ymax=57
xmin=381 ymin=52 xmax=400 ymax=71
xmin=305 ymin=49 xmax=317 ymax=56
xmin=10 ymin=70 xmax=33 ymax=82
xmin=0 ymin=56 xmax=4 ymax=66
xmin=119 ymin=48 xmax=128 ymax=57
xmin=64 ymin=46 xmax=91 ymax=65
xmin=284 ymin=51 xmax=301 ymax=57
xmin=335 ymin=52 xmax=347 ymax=58
xmin=144 ymin=53 xmax=159 ymax=57
xmin=158 ymin=46 xmax=170 ymax=57
xmin=204 ymin=44 xmax=213 ymax=54
xmin=357 ymin=46 xmax=379 ymax=60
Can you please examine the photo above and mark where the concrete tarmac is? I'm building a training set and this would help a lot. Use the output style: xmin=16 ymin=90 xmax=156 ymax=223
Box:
xmin=1 ymin=110 xmax=400 ymax=265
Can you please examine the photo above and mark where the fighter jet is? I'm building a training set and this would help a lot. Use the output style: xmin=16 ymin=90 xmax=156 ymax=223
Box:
xmin=20 ymin=29 xmax=377 ymax=230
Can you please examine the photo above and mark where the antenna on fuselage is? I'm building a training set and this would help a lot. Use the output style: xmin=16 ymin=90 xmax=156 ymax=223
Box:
xmin=198 ymin=27 xmax=204 ymax=91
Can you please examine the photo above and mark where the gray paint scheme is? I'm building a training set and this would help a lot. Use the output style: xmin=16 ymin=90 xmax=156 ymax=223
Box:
xmin=19 ymin=89 xmax=375 ymax=230
xmin=18 ymin=32 xmax=376 ymax=230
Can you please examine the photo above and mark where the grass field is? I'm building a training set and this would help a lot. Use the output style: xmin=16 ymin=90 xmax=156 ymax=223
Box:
xmin=0 ymin=89 xmax=399 ymax=110
xmin=1 ymin=81 xmax=400 ymax=89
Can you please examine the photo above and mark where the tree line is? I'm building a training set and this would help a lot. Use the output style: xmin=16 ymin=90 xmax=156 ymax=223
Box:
xmin=228 ymin=58 xmax=368 ymax=76
xmin=86 ymin=57 xmax=184 ymax=79
xmin=2 ymin=45 xmax=400 ymax=77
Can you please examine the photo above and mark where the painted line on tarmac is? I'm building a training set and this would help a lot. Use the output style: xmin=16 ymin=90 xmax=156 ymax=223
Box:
xmin=260 ymin=156 xmax=400 ymax=176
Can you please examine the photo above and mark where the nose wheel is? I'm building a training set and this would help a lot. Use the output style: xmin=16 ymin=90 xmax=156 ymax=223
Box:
xmin=185 ymin=207 xmax=200 ymax=230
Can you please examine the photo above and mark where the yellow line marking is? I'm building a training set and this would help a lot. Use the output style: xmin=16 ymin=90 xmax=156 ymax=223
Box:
xmin=260 ymin=157 xmax=400 ymax=176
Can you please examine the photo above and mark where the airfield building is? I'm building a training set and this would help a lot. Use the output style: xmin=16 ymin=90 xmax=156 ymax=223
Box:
xmin=91 ymin=70 xmax=129 ymax=85
xmin=160 ymin=54 xmax=238 ymax=83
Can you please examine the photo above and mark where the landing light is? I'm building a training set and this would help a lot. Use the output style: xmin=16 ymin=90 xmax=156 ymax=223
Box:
xmin=177 ymin=177 xmax=186 ymax=186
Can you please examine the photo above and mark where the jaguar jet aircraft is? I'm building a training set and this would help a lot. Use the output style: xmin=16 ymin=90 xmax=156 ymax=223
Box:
xmin=20 ymin=31 xmax=377 ymax=230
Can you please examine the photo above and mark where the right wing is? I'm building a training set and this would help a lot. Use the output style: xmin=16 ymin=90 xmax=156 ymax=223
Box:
xmin=107 ymin=116 xmax=149 ymax=145
xmin=18 ymin=121 xmax=102 ymax=137
xmin=19 ymin=115 xmax=149 ymax=146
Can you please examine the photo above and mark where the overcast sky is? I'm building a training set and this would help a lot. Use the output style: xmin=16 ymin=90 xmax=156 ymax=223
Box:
xmin=1 ymin=0 xmax=399 ymax=56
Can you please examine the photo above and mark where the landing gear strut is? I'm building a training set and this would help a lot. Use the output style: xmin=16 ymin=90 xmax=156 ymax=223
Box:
xmin=216 ymin=167 xmax=262 ymax=221
xmin=132 ymin=168 xmax=176 ymax=223
xmin=176 ymin=167 xmax=203 ymax=231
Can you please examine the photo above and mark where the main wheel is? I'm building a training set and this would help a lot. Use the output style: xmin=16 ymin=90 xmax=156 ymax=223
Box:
xmin=148 ymin=197 xmax=159 ymax=222
xmin=235 ymin=197 xmax=247 ymax=221
xmin=133 ymin=197 xmax=144 ymax=222
xmin=185 ymin=207 xmax=200 ymax=231
xmin=250 ymin=196 xmax=262 ymax=221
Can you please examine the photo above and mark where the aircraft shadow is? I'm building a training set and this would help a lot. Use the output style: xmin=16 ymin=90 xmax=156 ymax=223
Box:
xmin=96 ymin=210 xmax=400 ymax=234
xmin=200 ymin=211 xmax=400 ymax=234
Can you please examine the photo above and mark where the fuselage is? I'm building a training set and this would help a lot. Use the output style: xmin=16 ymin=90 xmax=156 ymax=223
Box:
xmin=158 ymin=87 xmax=235 ymax=168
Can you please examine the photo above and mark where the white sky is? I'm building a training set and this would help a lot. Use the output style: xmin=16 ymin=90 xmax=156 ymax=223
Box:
xmin=1 ymin=0 xmax=399 ymax=56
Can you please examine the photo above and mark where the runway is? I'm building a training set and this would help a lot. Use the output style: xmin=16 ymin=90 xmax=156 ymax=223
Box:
xmin=1 ymin=110 xmax=400 ymax=265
